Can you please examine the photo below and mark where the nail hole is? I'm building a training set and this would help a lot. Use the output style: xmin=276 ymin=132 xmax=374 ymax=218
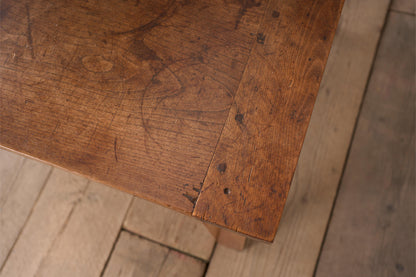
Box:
xmin=272 ymin=10 xmax=280 ymax=18
xmin=217 ymin=163 xmax=227 ymax=173
xmin=256 ymin=33 xmax=265 ymax=44
xmin=223 ymin=188 xmax=231 ymax=195
xmin=235 ymin=113 xmax=244 ymax=124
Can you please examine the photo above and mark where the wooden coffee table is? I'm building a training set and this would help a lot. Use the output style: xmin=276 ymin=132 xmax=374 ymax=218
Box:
xmin=0 ymin=0 xmax=344 ymax=248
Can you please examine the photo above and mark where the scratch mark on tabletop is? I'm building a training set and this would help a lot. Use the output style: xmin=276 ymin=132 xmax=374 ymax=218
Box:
xmin=222 ymin=213 xmax=228 ymax=225
xmin=183 ymin=193 xmax=197 ymax=206
xmin=248 ymin=165 xmax=254 ymax=182
xmin=51 ymin=121 xmax=60 ymax=138
xmin=139 ymin=76 xmax=164 ymax=151
xmin=114 ymin=137 xmax=118 ymax=162
xmin=112 ymin=0 xmax=179 ymax=36
xmin=87 ymin=123 xmax=99 ymax=147
xmin=25 ymin=4 xmax=35 ymax=59
xmin=234 ymin=202 xmax=265 ymax=214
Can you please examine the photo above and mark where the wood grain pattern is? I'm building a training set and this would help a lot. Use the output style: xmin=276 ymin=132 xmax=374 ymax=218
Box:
xmin=103 ymin=231 xmax=206 ymax=277
xmin=123 ymin=197 xmax=215 ymax=261
xmin=0 ymin=150 xmax=51 ymax=267
xmin=316 ymin=11 xmax=415 ymax=277
xmin=193 ymin=0 xmax=344 ymax=241
xmin=0 ymin=0 xmax=343 ymax=241
xmin=0 ymin=0 xmax=265 ymax=214
xmin=391 ymin=0 xmax=415 ymax=14
xmin=0 ymin=150 xmax=25 ymax=206
xmin=204 ymin=0 xmax=391 ymax=274
xmin=0 ymin=169 xmax=88 ymax=276
xmin=0 ymin=169 xmax=132 ymax=277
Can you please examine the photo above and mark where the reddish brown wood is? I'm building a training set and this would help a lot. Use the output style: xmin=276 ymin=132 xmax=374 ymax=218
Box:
xmin=192 ymin=0 xmax=344 ymax=241
xmin=0 ymin=0 xmax=265 ymax=214
xmin=0 ymin=0 xmax=343 ymax=241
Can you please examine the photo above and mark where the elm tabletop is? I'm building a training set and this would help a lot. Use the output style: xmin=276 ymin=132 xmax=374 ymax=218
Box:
xmin=0 ymin=0 xmax=344 ymax=243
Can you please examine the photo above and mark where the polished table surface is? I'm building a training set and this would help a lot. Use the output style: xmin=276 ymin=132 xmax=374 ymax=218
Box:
xmin=0 ymin=0 xmax=343 ymax=241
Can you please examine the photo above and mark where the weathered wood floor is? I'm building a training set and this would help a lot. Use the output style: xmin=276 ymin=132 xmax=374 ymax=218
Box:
xmin=0 ymin=0 xmax=414 ymax=276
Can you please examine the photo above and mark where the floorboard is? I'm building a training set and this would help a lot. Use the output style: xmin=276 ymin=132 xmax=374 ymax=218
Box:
xmin=102 ymin=231 xmax=206 ymax=277
xmin=391 ymin=0 xmax=415 ymax=14
xmin=0 ymin=150 xmax=51 ymax=267
xmin=124 ymin=198 xmax=215 ymax=261
xmin=0 ymin=169 xmax=131 ymax=277
xmin=316 ymin=11 xmax=415 ymax=277
xmin=204 ymin=0 xmax=391 ymax=275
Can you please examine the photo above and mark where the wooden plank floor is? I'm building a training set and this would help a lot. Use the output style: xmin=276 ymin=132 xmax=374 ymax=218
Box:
xmin=315 ymin=8 xmax=415 ymax=277
xmin=0 ymin=1 xmax=414 ymax=276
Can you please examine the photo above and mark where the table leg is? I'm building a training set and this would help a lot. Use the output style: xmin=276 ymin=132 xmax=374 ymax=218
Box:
xmin=204 ymin=223 xmax=246 ymax=250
